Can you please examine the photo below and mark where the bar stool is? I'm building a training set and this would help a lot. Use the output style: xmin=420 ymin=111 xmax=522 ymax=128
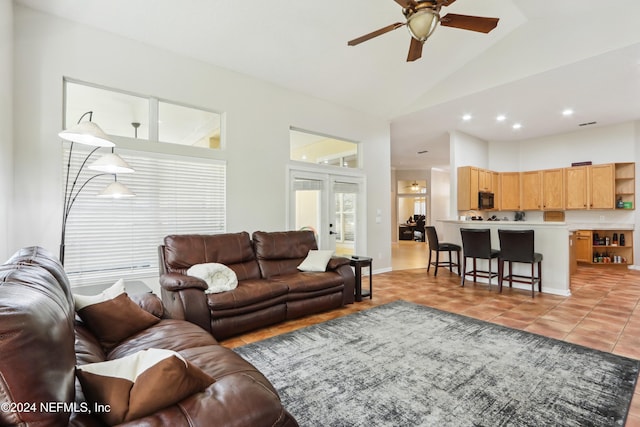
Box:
xmin=498 ymin=229 xmax=543 ymax=298
xmin=460 ymin=228 xmax=500 ymax=288
xmin=425 ymin=226 xmax=461 ymax=276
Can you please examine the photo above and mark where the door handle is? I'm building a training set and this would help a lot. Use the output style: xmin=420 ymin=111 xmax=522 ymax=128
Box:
xmin=329 ymin=231 xmax=337 ymax=235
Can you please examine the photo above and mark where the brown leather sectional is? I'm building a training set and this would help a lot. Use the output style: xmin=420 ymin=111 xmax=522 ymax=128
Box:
xmin=0 ymin=246 xmax=298 ymax=427
xmin=159 ymin=230 xmax=356 ymax=340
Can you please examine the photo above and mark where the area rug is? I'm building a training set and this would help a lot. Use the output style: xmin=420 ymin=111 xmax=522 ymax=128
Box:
xmin=234 ymin=300 xmax=639 ymax=427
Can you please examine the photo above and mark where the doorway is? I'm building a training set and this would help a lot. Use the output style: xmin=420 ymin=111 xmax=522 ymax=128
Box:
xmin=288 ymin=168 xmax=365 ymax=257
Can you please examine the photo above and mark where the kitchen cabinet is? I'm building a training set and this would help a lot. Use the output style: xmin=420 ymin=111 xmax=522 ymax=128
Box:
xmin=574 ymin=230 xmax=592 ymax=263
xmin=521 ymin=171 xmax=542 ymax=210
xmin=542 ymin=168 xmax=564 ymax=210
xmin=589 ymin=164 xmax=615 ymax=209
xmin=564 ymin=166 xmax=589 ymax=210
xmin=615 ymin=162 xmax=635 ymax=210
xmin=589 ymin=230 xmax=633 ymax=265
xmin=492 ymin=172 xmax=501 ymax=210
xmin=500 ymin=172 xmax=520 ymax=210
xmin=457 ymin=166 xmax=479 ymax=211
xmin=478 ymin=169 xmax=493 ymax=192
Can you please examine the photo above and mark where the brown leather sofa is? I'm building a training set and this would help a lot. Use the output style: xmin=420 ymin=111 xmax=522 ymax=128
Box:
xmin=0 ymin=246 xmax=298 ymax=427
xmin=159 ymin=230 xmax=356 ymax=340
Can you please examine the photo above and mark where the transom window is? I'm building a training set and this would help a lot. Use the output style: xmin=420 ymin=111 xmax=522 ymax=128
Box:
xmin=64 ymin=79 xmax=222 ymax=149
xmin=290 ymin=128 xmax=359 ymax=168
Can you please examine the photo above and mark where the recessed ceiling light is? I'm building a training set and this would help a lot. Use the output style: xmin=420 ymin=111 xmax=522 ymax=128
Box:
xmin=562 ymin=109 xmax=574 ymax=116
xmin=512 ymin=123 xmax=522 ymax=130
xmin=496 ymin=114 xmax=506 ymax=122
xmin=462 ymin=114 xmax=472 ymax=121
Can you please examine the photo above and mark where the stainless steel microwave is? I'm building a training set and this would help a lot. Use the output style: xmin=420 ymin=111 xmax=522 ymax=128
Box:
xmin=478 ymin=192 xmax=495 ymax=210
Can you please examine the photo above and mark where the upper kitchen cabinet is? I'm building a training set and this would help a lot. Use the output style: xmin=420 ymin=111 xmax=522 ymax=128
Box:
xmin=458 ymin=166 xmax=499 ymax=211
xmin=478 ymin=169 xmax=493 ymax=192
xmin=564 ymin=166 xmax=589 ymax=210
xmin=457 ymin=166 xmax=479 ymax=211
xmin=615 ymin=162 xmax=635 ymax=210
xmin=589 ymin=164 xmax=615 ymax=209
xmin=542 ymin=168 xmax=564 ymax=210
xmin=521 ymin=170 xmax=542 ymax=210
xmin=500 ymin=172 xmax=521 ymax=211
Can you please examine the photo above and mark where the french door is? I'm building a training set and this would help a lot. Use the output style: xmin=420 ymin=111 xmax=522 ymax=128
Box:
xmin=288 ymin=168 xmax=365 ymax=257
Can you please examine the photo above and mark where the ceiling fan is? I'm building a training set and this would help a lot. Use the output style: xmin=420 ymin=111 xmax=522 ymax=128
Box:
xmin=347 ymin=0 xmax=499 ymax=62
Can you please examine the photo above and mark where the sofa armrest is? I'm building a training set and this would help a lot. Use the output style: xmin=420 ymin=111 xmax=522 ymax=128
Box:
xmin=334 ymin=263 xmax=355 ymax=305
xmin=159 ymin=274 xmax=211 ymax=333
xmin=327 ymin=256 xmax=351 ymax=270
xmin=129 ymin=293 xmax=164 ymax=319
xmin=160 ymin=273 xmax=208 ymax=292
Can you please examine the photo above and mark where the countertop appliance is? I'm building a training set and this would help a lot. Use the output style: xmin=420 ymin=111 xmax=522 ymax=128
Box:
xmin=514 ymin=211 xmax=526 ymax=221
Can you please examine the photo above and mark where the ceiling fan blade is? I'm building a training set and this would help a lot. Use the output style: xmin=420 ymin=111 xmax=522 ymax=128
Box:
xmin=437 ymin=0 xmax=457 ymax=6
xmin=407 ymin=37 xmax=423 ymax=62
xmin=348 ymin=22 xmax=405 ymax=46
xmin=439 ymin=13 xmax=499 ymax=33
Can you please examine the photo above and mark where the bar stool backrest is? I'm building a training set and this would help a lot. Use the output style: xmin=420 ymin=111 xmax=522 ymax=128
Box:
xmin=425 ymin=226 xmax=439 ymax=249
xmin=498 ymin=229 xmax=535 ymax=263
xmin=460 ymin=228 xmax=493 ymax=258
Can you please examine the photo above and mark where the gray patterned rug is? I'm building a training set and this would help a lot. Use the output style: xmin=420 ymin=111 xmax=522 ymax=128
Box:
xmin=234 ymin=300 xmax=639 ymax=427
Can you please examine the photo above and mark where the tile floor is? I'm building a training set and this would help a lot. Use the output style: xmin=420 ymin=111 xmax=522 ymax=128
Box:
xmin=220 ymin=241 xmax=640 ymax=425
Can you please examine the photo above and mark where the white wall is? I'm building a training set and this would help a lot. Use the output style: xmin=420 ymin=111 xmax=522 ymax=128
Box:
xmin=429 ymin=169 xmax=450 ymax=235
xmin=449 ymin=131 xmax=489 ymax=214
xmin=0 ymin=1 xmax=12 ymax=262
xmin=11 ymin=5 xmax=392 ymax=271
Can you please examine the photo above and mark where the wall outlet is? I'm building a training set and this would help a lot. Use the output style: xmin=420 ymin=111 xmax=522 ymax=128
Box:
xmin=599 ymin=215 xmax=605 ymax=221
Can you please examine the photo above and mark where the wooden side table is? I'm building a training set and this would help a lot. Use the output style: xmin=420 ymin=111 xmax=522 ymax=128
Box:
xmin=349 ymin=256 xmax=373 ymax=302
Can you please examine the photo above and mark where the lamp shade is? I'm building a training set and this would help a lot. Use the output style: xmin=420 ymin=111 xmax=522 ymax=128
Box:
xmin=88 ymin=153 xmax=135 ymax=174
xmin=96 ymin=181 xmax=135 ymax=198
xmin=407 ymin=9 xmax=438 ymax=41
xmin=59 ymin=121 xmax=115 ymax=147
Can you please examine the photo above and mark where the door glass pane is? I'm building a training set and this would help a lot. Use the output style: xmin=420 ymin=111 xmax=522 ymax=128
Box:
xmin=293 ymin=178 xmax=322 ymax=243
xmin=334 ymin=181 xmax=358 ymax=257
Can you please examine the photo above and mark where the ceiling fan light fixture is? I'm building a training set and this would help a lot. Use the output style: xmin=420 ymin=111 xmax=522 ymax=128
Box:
xmin=407 ymin=9 xmax=439 ymax=41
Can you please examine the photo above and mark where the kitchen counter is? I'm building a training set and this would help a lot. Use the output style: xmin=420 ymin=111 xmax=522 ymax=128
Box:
xmin=438 ymin=220 xmax=574 ymax=296
xmin=438 ymin=220 xmax=635 ymax=296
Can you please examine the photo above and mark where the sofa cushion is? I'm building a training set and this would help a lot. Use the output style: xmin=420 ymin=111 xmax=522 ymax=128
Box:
xmin=77 ymin=348 xmax=214 ymax=425
xmin=75 ymin=280 xmax=160 ymax=350
xmin=188 ymin=262 xmax=238 ymax=293
xmin=207 ymin=278 xmax=289 ymax=311
xmin=272 ymin=272 xmax=344 ymax=294
xmin=163 ymin=232 xmax=261 ymax=280
xmin=253 ymin=230 xmax=318 ymax=278
xmin=105 ymin=319 xmax=218 ymax=362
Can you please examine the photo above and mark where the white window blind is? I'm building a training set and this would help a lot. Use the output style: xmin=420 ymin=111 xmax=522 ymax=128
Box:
xmin=63 ymin=145 xmax=226 ymax=286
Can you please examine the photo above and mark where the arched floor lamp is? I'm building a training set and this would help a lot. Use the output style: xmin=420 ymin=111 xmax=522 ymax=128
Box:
xmin=59 ymin=111 xmax=135 ymax=265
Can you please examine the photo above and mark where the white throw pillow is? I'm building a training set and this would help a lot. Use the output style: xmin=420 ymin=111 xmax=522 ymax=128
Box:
xmin=187 ymin=263 xmax=238 ymax=294
xmin=74 ymin=278 xmax=126 ymax=311
xmin=297 ymin=250 xmax=334 ymax=272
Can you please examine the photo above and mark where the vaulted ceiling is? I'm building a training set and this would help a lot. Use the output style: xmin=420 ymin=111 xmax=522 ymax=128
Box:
xmin=17 ymin=0 xmax=640 ymax=170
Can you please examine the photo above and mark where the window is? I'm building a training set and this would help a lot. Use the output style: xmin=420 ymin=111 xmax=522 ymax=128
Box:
xmin=64 ymin=79 xmax=222 ymax=149
xmin=62 ymin=145 xmax=226 ymax=286
xmin=290 ymin=128 xmax=359 ymax=168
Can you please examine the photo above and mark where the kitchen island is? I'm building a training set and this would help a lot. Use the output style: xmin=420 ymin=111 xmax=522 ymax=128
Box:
xmin=438 ymin=220 xmax=634 ymax=296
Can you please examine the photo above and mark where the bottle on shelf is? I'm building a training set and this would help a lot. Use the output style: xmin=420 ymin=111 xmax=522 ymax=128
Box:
xmin=620 ymin=234 xmax=626 ymax=246
xmin=612 ymin=233 xmax=618 ymax=246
